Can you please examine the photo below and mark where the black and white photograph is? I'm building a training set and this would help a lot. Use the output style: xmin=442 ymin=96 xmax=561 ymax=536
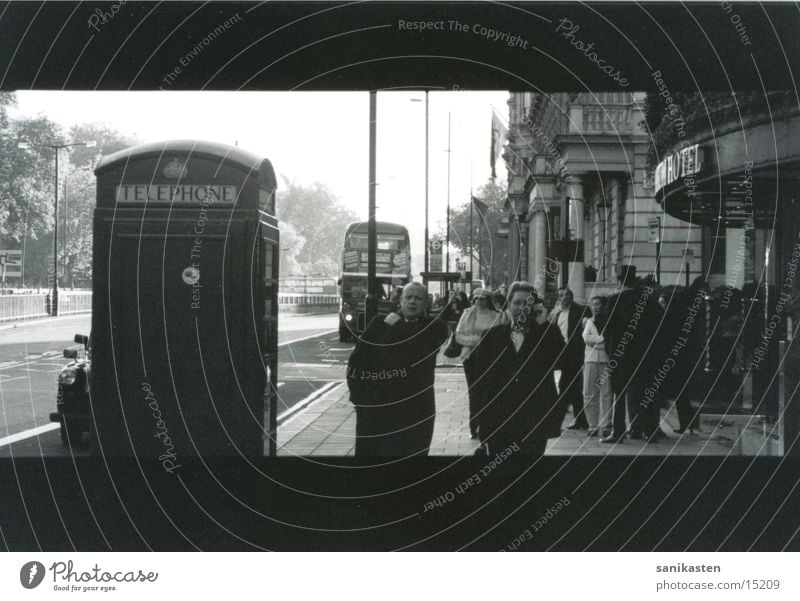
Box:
xmin=1 ymin=0 xmax=800 ymax=572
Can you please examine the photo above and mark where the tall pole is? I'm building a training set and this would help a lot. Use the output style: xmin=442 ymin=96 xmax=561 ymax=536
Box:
xmin=478 ymin=219 xmax=482 ymax=280
xmin=366 ymin=91 xmax=378 ymax=325
xmin=469 ymin=195 xmax=474 ymax=286
xmin=424 ymin=90 xmax=429 ymax=277
xmin=31 ymin=140 xmax=95 ymax=313
xmin=469 ymin=159 xmax=473 ymax=287
xmin=446 ymin=111 xmax=451 ymax=274
xmin=52 ymin=148 xmax=59 ymax=316
xmin=63 ymin=175 xmax=68 ymax=289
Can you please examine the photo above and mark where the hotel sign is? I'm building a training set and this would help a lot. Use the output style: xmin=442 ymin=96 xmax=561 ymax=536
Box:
xmin=654 ymin=144 xmax=703 ymax=195
xmin=116 ymin=185 xmax=237 ymax=203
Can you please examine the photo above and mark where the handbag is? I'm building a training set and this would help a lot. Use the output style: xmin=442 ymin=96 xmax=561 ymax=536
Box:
xmin=443 ymin=333 xmax=463 ymax=358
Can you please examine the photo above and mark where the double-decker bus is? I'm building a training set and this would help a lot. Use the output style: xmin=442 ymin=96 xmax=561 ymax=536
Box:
xmin=339 ymin=221 xmax=412 ymax=341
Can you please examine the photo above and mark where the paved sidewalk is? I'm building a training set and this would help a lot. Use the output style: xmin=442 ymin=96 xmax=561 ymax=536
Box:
xmin=277 ymin=365 xmax=780 ymax=457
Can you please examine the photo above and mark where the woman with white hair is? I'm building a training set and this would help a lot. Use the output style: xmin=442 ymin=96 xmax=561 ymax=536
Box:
xmin=455 ymin=288 xmax=505 ymax=439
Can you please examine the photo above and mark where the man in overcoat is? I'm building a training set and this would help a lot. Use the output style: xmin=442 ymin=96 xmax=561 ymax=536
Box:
xmin=347 ymin=282 xmax=448 ymax=457
xmin=474 ymin=281 xmax=566 ymax=457
xmin=602 ymin=265 xmax=665 ymax=443
xmin=548 ymin=287 xmax=591 ymax=429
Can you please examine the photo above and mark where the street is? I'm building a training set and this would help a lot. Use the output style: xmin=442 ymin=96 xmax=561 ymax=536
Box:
xmin=0 ymin=312 xmax=348 ymax=457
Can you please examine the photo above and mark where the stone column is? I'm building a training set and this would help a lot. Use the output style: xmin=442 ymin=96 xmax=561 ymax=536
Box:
xmin=530 ymin=206 xmax=548 ymax=293
xmin=509 ymin=214 xmax=520 ymax=282
xmin=567 ymin=176 xmax=586 ymax=303
xmin=519 ymin=220 xmax=529 ymax=281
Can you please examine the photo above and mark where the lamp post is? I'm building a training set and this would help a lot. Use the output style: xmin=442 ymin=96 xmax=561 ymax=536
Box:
xmin=411 ymin=92 xmax=430 ymax=277
xmin=446 ymin=111 xmax=451 ymax=273
xmin=366 ymin=91 xmax=378 ymax=326
xmin=20 ymin=140 xmax=96 ymax=315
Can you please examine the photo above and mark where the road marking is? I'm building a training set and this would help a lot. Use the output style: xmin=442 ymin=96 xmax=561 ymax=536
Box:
xmin=278 ymin=329 xmax=336 ymax=347
xmin=0 ymin=423 xmax=60 ymax=448
xmin=0 ymin=313 xmax=91 ymax=331
xmin=0 ymin=376 xmax=25 ymax=382
xmin=277 ymin=381 xmax=342 ymax=425
xmin=0 ymin=346 xmax=81 ymax=372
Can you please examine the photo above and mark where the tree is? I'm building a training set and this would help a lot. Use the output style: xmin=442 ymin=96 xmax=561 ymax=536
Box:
xmin=59 ymin=166 xmax=95 ymax=287
xmin=278 ymin=220 xmax=306 ymax=276
xmin=438 ymin=179 xmax=510 ymax=287
xmin=1 ymin=114 xmax=67 ymax=288
xmin=276 ymin=178 xmax=359 ymax=277
xmin=0 ymin=111 xmax=140 ymax=287
xmin=68 ymin=122 xmax=138 ymax=169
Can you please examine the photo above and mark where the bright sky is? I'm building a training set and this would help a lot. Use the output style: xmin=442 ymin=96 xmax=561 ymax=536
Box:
xmin=11 ymin=90 xmax=508 ymax=275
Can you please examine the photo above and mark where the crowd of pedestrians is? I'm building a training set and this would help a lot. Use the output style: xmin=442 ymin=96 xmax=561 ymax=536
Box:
xmin=346 ymin=265 xmax=712 ymax=458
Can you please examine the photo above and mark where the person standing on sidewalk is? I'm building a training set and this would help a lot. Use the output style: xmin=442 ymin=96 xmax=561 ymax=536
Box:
xmin=474 ymin=282 xmax=565 ymax=457
xmin=602 ymin=265 xmax=665 ymax=444
xmin=548 ymin=287 xmax=590 ymax=430
xmin=661 ymin=278 xmax=708 ymax=434
xmin=346 ymin=282 xmax=448 ymax=457
xmin=582 ymin=295 xmax=612 ymax=437
xmin=440 ymin=290 xmax=469 ymax=335
xmin=454 ymin=288 xmax=505 ymax=439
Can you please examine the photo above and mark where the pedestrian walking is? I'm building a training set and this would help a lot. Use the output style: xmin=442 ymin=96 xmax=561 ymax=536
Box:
xmin=441 ymin=289 xmax=470 ymax=335
xmin=346 ymin=282 xmax=448 ymax=457
xmin=582 ymin=295 xmax=612 ymax=437
xmin=455 ymin=288 xmax=505 ymax=439
xmin=474 ymin=282 xmax=565 ymax=457
xmin=492 ymin=288 xmax=507 ymax=312
xmin=548 ymin=287 xmax=591 ymax=430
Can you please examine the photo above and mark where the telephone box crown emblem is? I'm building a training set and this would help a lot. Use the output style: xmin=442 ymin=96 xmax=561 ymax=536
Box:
xmin=164 ymin=158 xmax=188 ymax=179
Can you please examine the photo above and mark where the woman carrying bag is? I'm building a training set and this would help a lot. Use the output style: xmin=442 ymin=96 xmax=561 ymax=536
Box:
xmin=455 ymin=288 xmax=506 ymax=439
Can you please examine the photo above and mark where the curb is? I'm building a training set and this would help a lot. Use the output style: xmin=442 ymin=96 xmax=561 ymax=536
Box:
xmin=0 ymin=312 xmax=92 ymax=331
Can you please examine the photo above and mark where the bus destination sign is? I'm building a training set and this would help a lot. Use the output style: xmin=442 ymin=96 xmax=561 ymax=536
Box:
xmin=116 ymin=184 xmax=238 ymax=203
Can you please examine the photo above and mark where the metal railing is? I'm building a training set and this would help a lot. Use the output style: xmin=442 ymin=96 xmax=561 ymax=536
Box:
xmin=0 ymin=291 xmax=94 ymax=322
xmin=0 ymin=294 xmax=48 ymax=322
xmin=1 ymin=291 xmax=339 ymax=322
xmin=581 ymin=105 xmax=631 ymax=134
xmin=277 ymin=293 xmax=339 ymax=306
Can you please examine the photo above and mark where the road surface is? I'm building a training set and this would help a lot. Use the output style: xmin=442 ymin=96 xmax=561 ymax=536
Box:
xmin=0 ymin=312 xmax=351 ymax=457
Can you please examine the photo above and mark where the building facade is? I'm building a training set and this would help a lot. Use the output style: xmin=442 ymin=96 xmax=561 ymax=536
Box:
xmin=504 ymin=92 xmax=703 ymax=303
xmin=654 ymin=90 xmax=800 ymax=453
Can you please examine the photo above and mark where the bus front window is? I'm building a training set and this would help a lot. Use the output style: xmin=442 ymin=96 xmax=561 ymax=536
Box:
xmin=342 ymin=277 xmax=368 ymax=300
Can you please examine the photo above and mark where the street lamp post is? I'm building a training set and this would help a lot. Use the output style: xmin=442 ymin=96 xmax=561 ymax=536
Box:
xmin=366 ymin=92 xmax=378 ymax=326
xmin=411 ymin=92 xmax=430 ymax=277
xmin=20 ymin=140 xmax=96 ymax=315
xmin=425 ymin=92 xmax=429 ymax=276
xmin=446 ymin=111 xmax=451 ymax=274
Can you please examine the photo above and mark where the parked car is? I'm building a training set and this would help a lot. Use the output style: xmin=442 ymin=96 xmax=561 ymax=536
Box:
xmin=50 ymin=333 xmax=91 ymax=445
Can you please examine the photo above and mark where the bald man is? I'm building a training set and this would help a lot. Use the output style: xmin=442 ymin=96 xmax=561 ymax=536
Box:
xmin=347 ymin=283 xmax=448 ymax=457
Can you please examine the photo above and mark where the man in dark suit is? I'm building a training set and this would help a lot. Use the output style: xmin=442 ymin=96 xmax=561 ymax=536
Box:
xmin=548 ymin=287 xmax=591 ymax=430
xmin=474 ymin=281 xmax=566 ymax=457
xmin=601 ymin=265 xmax=665 ymax=444
xmin=347 ymin=282 xmax=448 ymax=457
